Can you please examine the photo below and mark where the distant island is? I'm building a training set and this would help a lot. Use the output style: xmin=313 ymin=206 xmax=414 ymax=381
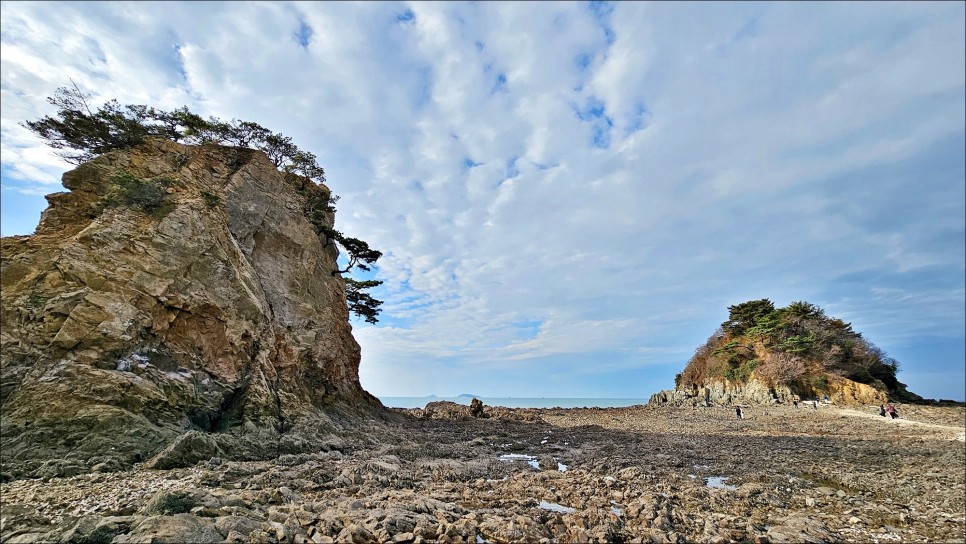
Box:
xmin=456 ymin=393 xmax=482 ymax=398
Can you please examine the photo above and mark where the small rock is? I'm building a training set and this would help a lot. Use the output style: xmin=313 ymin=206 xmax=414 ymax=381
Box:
xmin=225 ymin=530 xmax=246 ymax=542
xmin=189 ymin=505 xmax=220 ymax=518
xmin=141 ymin=490 xmax=203 ymax=515
xmin=539 ymin=456 xmax=557 ymax=471
xmin=215 ymin=516 xmax=262 ymax=537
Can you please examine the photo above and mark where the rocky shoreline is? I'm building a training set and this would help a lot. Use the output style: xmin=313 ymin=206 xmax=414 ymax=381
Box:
xmin=2 ymin=403 xmax=963 ymax=543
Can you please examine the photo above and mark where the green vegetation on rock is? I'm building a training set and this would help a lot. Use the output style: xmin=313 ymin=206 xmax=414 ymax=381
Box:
xmin=104 ymin=169 xmax=175 ymax=216
xmin=199 ymin=189 xmax=220 ymax=208
xmin=680 ymin=299 xmax=922 ymax=402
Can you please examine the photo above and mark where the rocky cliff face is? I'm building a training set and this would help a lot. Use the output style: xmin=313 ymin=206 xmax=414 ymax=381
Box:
xmin=649 ymin=375 xmax=887 ymax=407
xmin=1 ymin=139 xmax=384 ymax=478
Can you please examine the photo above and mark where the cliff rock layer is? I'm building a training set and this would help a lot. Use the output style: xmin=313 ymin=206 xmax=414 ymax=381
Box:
xmin=649 ymin=375 xmax=887 ymax=407
xmin=1 ymin=139 xmax=382 ymax=478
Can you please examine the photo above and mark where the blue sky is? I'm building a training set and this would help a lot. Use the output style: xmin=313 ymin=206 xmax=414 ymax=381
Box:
xmin=1 ymin=1 xmax=963 ymax=401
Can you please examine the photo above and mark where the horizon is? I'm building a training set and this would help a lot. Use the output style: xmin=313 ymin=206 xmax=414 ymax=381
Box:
xmin=378 ymin=394 xmax=651 ymax=399
xmin=1 ymin=2 xmax=963 ymax=401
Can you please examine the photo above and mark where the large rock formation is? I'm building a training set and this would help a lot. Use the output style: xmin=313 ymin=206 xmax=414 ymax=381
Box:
xmin=1 ymin=139 xmax=385 ymax=478
xmin=648 ymin=299 xmax=923 ymax=408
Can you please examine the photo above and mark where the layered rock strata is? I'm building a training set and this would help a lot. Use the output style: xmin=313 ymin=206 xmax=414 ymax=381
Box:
xmin=1 ymin=139 xmax=383 ymax=478
xmin=649 ymin=375 xmax=887 ymax=407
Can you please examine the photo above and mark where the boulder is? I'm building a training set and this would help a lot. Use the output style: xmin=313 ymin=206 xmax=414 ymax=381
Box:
xmin=422 ymin=401 xmax=472 ymax=420
xmin=58 ymin=515 xmax=134 ymax=544
xmin=469 ymin=397 xmax=485 ymax=418
xmin=143 ymin=431 xmax=221 ymax=470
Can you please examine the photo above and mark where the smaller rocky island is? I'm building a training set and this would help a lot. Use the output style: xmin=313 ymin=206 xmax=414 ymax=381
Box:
xmin=649 ymin=299 xmax=932 ymax=407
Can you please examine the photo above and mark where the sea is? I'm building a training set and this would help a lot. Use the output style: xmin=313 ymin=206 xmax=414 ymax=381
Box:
xmin=377 ymin=396 xmax=650 ymax=409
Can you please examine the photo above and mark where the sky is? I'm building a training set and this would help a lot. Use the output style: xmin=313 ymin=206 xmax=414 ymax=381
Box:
xmin=1 ymin=1 xmax=964 ymax=401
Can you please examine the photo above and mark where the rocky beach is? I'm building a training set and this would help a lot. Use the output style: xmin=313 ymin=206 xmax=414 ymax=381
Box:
xmin=2 ymin=401 xmax=963 ymax=543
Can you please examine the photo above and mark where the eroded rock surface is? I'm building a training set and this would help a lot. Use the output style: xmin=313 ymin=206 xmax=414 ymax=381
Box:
xmin=1 ymin=140 xmax=384 ymax=478
xmin=1 ymin=404 xmax=962 ymax=543
xmin=650 ymin=376 xmax=887 ymax=408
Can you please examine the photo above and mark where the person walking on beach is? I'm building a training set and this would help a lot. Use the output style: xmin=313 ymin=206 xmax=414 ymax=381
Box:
xmin=879 ymin=404 xmax=887 ymax=417
xmin=793 ymin=399 xmax=799 ymax=409
xmin=735 ymin=406 xmax=743 ymax=420
xmin=887 ymin=403 xmax=899 ymax=419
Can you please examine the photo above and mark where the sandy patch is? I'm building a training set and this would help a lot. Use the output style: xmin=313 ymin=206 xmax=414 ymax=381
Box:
xmin=834 ymin=407 xmax=966 ymax=441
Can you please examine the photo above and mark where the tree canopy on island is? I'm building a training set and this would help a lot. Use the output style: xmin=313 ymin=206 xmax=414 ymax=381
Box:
xmin=678 ymin=299 xmax=921 ymax=402
xmin=22 ymin=82 xmax=383 ymax=324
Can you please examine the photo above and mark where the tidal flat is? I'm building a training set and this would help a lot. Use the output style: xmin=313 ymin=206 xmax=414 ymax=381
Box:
xmin=1 ymin=403 xmax=963 ymax=543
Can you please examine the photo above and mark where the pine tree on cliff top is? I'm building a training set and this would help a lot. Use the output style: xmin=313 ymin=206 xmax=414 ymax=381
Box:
xmin=22 ymin=82 xmax=383 ymax=324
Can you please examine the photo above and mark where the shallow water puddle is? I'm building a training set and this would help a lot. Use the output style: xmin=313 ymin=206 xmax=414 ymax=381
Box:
xmin=497 ymin=453 xmax=567 ymax=471
xmin=705 ymin=476 xmax=737 ymax=490
xmin=498 ymin=453 xmax=539 ymax=469
xmin=498 ymin=453 xmax=533 ymax=461
xmin=539 ymin=500 xmax=576 ymax=514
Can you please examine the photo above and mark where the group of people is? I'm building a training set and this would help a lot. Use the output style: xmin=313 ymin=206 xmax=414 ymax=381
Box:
xmin=879 ymin=403 xmax=899 ymax=419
